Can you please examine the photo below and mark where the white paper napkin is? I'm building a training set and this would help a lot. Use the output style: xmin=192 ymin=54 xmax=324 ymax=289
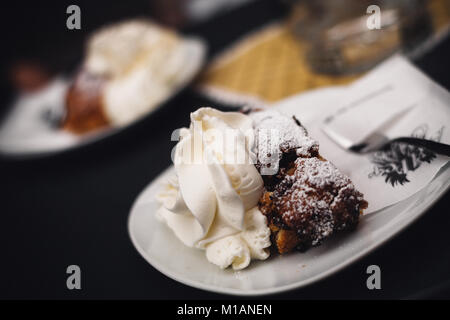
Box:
xmin=322 ymin=55 xmax=443 ymax=148
xmin=275 ymin=55 xmax=450 ymax=213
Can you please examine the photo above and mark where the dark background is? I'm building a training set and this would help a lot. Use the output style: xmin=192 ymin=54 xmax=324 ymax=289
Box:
xmin=0 ymin=0 xmax=449 ymax=299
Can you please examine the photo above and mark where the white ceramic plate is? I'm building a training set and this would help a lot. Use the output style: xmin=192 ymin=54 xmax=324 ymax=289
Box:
xmin=0 ymin=37 xmax=207 ymax=159
xmin=128 ymin=88 xmax=450 ymax=296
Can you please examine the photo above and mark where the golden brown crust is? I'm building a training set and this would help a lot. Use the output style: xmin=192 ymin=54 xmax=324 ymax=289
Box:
xmin=63 ymin=70 xmax=109 ymax=134
xmin=272 ymin=226 xmax=300 ymax=254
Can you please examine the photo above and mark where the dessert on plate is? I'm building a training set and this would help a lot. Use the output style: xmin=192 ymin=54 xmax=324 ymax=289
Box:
xmin=252 ymin=111 xmax=368 ymax=254
xmin=156 ymin=107 xmax=367 ymax=270
xmin=64 ymin=20 xmax=190 ymax=134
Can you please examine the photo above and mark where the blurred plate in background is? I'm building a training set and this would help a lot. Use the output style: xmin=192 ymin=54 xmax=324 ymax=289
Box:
xmin=0 ymin=37 xmax=206 ymax=159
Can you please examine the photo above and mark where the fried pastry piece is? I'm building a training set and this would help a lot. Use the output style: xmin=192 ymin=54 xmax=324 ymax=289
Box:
xmin=63 ymin=71 xmax=109 ymax=134
xmin=251 ymin=111 xmax=318 ymax=188
xmin=252 ymin=111 xmax=367 ymax=254
xmin=259 ymin=157 xmax=367 ymax=253
xmin=63 ymin=19 xmax=185 ymax=134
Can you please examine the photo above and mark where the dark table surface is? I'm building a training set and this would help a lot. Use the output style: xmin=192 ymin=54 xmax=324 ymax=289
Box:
xmin=1 ymin=0 xmax=450 ymax=299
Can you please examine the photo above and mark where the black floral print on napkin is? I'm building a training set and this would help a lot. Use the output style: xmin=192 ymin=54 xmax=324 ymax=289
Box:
xmin=368 ymin=124 xmax=444 ymax=187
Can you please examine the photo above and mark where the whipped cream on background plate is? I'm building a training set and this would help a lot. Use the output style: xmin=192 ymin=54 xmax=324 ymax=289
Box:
xmin=157 ymin=108 xmax=271 ymax=270
xmin=84 ymin=20 xmax=189 ymax=126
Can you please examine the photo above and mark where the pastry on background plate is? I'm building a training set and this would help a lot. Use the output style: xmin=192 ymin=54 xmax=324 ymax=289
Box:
xmin=64 ymin=20 xmax=190 ymax=134
xmin=156 ymin=107 xmax=367 ymax=270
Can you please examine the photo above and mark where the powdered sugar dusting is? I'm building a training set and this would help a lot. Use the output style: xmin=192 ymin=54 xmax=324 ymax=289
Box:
xmin=270 ymin=157 xmax=364 ymax=247
xmin=291 ymin=157 xmax=353 ymax=191
xmin=252 ymin=111 xmax=367 ymax=252
xmin=250 ymin=111 xmax=319 ymax=171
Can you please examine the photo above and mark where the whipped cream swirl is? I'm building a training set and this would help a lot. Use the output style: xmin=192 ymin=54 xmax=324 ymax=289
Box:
xmin=157 ymin=108 xmax=271 ymax=270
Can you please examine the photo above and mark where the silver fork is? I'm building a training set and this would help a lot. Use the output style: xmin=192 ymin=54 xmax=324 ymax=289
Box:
xmin=349 ymin=133 xmax=450 ymax=156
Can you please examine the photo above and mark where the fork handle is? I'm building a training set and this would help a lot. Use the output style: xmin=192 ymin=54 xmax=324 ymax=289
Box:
xmin=391 ymin=137 xmax=450 ymax=157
